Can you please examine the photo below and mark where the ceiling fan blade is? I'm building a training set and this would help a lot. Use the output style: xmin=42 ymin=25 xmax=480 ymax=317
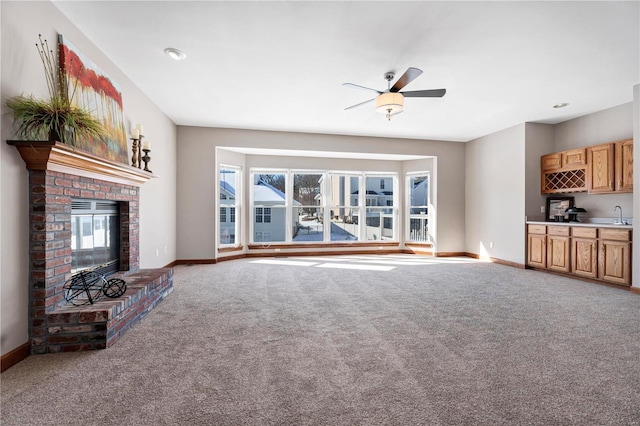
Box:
xmin=342 ymin=83 xmax=382 ymax=95
xmin=344 ymin=98 xmax=376 ymax=110
xmin=400 ymin=89 xmax=446 ymax=98
xmin=390 ymin=67 xmax=423 ymax=92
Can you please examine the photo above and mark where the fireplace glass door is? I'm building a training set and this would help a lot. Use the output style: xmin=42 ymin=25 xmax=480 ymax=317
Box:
xmin=71 ymin=199 xmax=120 ymax=276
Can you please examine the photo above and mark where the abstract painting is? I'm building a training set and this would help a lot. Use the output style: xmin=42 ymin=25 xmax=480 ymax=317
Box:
xmin=58 ymin=35 xmax=128 ymax=164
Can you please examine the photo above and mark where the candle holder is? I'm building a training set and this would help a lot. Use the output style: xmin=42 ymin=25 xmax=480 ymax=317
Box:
xmin=142 ymin=149 xmax=152 ymax=173
xmin=137 ymin=134 xmax=144 ymax=169
xmin=130 ymin=138 xmax=139 ymax=167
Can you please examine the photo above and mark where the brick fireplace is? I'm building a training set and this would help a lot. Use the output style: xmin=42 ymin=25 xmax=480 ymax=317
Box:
xmin=9 ymin=141 xmax=173 ymax=354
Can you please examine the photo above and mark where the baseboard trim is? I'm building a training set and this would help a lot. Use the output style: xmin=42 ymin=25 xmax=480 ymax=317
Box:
xmin=465 ymin=252 xmax=526 ymax=269
xmin=173 ymin=259 xmax=217 ymax=265
xmin=630 ymin=287 xmax=640 ymax=295
xmin=1 ymin=342 xmax=30 ymax=372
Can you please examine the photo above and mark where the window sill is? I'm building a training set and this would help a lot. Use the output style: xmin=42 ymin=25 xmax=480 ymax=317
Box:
xmin=218 ymin=245 xmax=244 ymax=253
xmin=248 ymin=242 xmax=399 ymax=250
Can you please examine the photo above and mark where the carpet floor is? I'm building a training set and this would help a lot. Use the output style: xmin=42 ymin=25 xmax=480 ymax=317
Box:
xmin=2 ymin=255 xmax=640 ymax=425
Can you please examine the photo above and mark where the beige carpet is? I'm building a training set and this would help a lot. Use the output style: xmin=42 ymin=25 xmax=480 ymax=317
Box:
xmin=2 ymin=255 xmax=640 ymax=425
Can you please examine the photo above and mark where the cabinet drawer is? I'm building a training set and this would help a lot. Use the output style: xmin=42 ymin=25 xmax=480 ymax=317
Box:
xmin=572 ymin=227 xmax=597 ymax=239
xmin=547 ymin=226 xmax=570 ymax=236
xmin=528 ymin=224 xmax=546 ymax=235
xmin=599 ymin=228 xmax=631 ymax=242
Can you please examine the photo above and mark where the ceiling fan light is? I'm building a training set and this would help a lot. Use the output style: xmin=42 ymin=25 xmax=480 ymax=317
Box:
xmin=375 ymin=92 xmax=404 ymax=115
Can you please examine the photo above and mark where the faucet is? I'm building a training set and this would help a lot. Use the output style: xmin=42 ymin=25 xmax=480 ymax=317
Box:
xmin=614 ymin=206 xmax=627 ymax=225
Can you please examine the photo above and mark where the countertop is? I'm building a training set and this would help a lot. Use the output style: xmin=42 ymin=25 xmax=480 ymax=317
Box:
xmin=526 ymin=220 xmax=633 ymax=229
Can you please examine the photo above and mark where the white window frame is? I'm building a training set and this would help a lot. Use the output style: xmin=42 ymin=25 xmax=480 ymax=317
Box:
xmin=405 ymin=171 xmax=431 ymax=243
xmin=217 ymin=164 xmax=242 ymax=248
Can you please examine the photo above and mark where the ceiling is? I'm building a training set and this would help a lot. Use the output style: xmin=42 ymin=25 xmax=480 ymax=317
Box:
xmin=52 ymin=1 xmax=639 ymax=143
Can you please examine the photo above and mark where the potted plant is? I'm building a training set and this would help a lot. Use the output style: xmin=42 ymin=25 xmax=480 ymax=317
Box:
xmin=5 ymin=34 xmax=106 ymax=147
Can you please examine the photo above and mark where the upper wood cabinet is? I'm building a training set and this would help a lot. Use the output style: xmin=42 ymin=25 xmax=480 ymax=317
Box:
xmin=541 ymin=149 xmax=587 ymax=193
xmin=615 ymin=139 xmax=633 ymax=192
xmin=541 ymin=153 xmax=562 ymax=171
xmin=587 ymin=143 xmax=615 ymax=193
xmin=542 ymin=140 xmax=632 ymax=194
xmin=562 ymin=148 xmax=586 ymax=168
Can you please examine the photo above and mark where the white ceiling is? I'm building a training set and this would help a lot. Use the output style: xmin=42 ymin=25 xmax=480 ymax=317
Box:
xmin=53 ymin=1 xmax=639 ymax=143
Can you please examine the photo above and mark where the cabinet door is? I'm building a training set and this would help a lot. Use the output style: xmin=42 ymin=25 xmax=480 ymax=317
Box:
xmin=527 ymin=234 xmax=546 ymax=268
xmin=587 ymin=143 xmax=615 ymax=193
xmin=541 ymin=153 xmax=561 ymax=171
xmin=547 ymin=235 xmax=570 ymax=273
xmin=598 ymin=240 xmax=631 ymax=285
xmin=615 ymin=139 xmax=633 ymax=192
xmin=562 ymin=148 xmax=586 ymax=168
xmin=571 ymin=238 xmax=598 ymax=279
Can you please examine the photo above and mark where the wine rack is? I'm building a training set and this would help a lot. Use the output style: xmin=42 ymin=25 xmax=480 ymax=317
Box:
xmin=542 ymin=168 xmax=586 ymax=193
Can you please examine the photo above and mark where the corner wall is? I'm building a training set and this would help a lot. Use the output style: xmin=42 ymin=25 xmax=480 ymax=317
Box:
xmin=1 ymin=1 xmax=177 ymax=357
xmin=465 ymin=124 xmax=526 ymax=265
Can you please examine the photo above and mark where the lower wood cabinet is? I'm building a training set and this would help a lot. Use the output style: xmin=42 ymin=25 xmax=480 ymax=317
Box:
xmin=547 ymin=226 xmax=570 ymax=273
xmin=527 ymin=224 xmax=632 ymax=286
xmin=527 ymin=234 xmax=546 ymax=268
xmin=598 ymin=229 xmax=632 ymax=285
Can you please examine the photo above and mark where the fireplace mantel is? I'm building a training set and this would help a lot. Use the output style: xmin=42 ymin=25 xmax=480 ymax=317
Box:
xmin=7 ymin=140 xmax=154 ymax=186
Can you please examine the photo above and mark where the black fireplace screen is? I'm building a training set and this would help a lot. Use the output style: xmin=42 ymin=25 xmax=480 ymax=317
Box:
xmin=71 ymin=199 xmax=120 ymax=276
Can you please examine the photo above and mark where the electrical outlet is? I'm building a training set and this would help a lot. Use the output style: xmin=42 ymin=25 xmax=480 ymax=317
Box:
xmin=489 ymin=241 xmax=494 ymax=248
xmin=156 ymin=249 xmax=159 ymax=256
xmin=541 ymin=206 xmax=545 ymax=213
xmin=164 ymin=246 xmax=167 ymax=253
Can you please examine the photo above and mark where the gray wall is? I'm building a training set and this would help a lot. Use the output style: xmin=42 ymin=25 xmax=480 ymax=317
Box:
xmin=1 ymin=1 xmax=177 ymax=356
xmin=176 ymin=127 xmax=466 ymax=260
xmin=465 ymin=124 xmax=526 ymax=264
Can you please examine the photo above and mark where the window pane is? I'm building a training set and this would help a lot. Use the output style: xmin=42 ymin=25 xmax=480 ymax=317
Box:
xmin=329 ymin=175 xmax=360 ymax=207
xmin=408 ymin=174 xmax=429 ymax=242
xmin=254 ymin=173 xmax=286 ymax=206
xmin=293 ymin=174 xmax=322 ymax=206
xmin=292 ymin=207 xmax=324 ymax=242
xmin=330 ymin=207 xmax=359 ymax=241
xmin=365 ymin=176 xmax=393 ymax=207
xmin=219 ymin=168 xmax=239 ymax=246
xmin=410 ymin=175 xmax=428 ymax=207
xmin=220 ymin=169 xmax=237 ymax=205
xmin=365 ymin=208 xmax=393 ymax=241
xmin=254 ymin=207 xmax=286 ymax=242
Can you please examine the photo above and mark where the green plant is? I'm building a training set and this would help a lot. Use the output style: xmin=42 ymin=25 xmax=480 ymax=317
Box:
xmin=5 ymin=34 xmax=105 ymax=146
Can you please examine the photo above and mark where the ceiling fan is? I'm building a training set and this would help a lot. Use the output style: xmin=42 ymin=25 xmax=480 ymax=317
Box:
xmin=343 ymin=67 xmax=446 ymax=120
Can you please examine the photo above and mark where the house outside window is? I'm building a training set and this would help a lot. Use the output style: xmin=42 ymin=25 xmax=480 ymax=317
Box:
xmin=293 ymin=173 xmax=323 ymax=242
xmin=252 ymin=172 xmax=286 ymax=243
xmin=219 ymin=167 xmax=240 ymax=246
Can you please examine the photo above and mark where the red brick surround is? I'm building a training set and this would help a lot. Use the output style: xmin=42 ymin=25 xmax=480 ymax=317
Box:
xmin=9 ymin=141 xmax=172 ymax=355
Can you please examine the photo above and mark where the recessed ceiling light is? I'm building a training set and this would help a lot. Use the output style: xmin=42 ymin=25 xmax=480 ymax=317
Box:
xmin=553 ymin=103 xmax=569 ymax=109
xmin=164 ymin=48 xmax=186 ymax=61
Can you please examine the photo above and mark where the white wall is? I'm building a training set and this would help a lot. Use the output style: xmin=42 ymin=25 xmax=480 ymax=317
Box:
xmin=552 ymin=103 xmax=634 ymax=221
xmin=0 ymin=1 xmax=177 ymax=356
xmin=633 ymin=85 xmax=639 ymax=291
xmin=465 ymin=124 xmax=526 ymax=264
xmin=177 ymin=127 xmax=465 ymax=260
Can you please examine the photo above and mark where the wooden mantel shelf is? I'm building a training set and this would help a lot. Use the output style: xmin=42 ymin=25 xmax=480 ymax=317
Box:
xmin=7 ymin=140 xmax=155 ymax=186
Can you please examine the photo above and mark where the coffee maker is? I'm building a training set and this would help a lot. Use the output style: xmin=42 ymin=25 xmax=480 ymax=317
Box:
xmin=565 ymin=207 xmax=587 ymax=222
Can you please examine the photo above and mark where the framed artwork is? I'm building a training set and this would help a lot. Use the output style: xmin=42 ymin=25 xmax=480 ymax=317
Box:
xmin=58 ymin=35 xmax=128 ymax=164
xmin=546 ymin=196 xmax=574 ymax=221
